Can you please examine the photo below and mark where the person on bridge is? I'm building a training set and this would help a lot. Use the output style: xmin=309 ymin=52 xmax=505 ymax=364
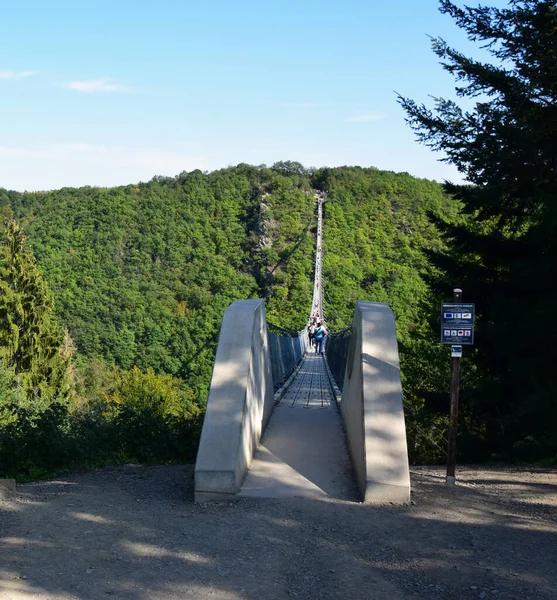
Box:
xmin=314 ymin=322 xmax=326 ymax=354
xmin=308 ymin=322 xmax=315 ymax=346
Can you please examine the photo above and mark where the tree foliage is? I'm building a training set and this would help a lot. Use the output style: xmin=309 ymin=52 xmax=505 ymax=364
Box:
xmin=4 ymin=167 xmax=317 ymax=402
xmin=0 ymin=160 xmax=490 ymax=471
xmin=0 ymin=220 xmax=73 ymax=407
xmin=0 ymin=166 xmax=319 ymax=476
xmin=399 ymin=0 xmax=557 ymax=461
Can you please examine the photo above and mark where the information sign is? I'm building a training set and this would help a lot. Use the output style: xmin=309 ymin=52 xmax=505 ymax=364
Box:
xmin=441 ymin=303 xmax=475 ymax=345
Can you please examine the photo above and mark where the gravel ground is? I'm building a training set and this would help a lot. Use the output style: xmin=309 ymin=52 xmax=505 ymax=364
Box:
xmin=1 ymin=465 xmax=556 ymax=600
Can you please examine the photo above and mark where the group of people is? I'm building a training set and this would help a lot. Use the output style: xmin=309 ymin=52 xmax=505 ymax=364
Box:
xmin=308 ymin=314 xmax=327 ymax=354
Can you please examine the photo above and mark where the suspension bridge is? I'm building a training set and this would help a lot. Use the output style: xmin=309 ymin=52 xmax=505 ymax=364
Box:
xmin=194 ymin=192 xmax=410 ymax=504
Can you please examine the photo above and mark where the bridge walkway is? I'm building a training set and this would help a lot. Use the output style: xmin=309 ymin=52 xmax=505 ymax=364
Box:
xmin=239 ymin=353 xmax=358 ymax=501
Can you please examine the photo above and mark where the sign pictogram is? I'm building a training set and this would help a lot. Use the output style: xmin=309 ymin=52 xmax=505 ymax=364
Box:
xmin=441 ymin=303 xmax=475 ymax=345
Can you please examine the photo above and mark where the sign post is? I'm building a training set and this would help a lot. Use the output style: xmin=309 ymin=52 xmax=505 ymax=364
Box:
xmin=441 ymin=289 xmax=475 ymax=485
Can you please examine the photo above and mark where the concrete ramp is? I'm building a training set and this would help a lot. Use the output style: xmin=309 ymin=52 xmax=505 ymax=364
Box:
xmin=239 ymin=354 xmax=358 ymax=501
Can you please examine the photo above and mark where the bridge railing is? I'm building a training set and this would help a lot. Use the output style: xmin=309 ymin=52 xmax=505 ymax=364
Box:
xmin=324 ymin=327 xmax=351 ymax=391
xmin=267 ymin=321 xmax=308 ymax=391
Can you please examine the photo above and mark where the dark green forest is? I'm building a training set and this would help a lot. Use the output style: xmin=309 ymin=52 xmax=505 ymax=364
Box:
xmin=399 ymin=0 xmax=557 ymax=462
xmin=1 ymin=1 xmax=555 ymax=478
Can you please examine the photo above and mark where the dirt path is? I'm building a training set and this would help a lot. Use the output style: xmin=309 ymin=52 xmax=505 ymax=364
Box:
xmin=1 ymin=465 xmax=556 ymax=599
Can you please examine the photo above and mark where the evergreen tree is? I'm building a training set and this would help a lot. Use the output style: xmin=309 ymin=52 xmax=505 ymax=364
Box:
xmin=398 ymin=0 xmax=557 ymax=460
xmin=0 ymin=219 xmax=73 ymax=407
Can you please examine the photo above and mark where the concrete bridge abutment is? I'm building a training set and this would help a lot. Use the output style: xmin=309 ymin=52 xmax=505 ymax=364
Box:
xmin=338 ymin=301 xmax=411 ymax=504
xmin=194 ymin=299 xmax=274 ymax=503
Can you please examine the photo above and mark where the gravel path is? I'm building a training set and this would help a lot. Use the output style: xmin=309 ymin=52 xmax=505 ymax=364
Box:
xmin=1 ymin=465 xmax=556 ymax=599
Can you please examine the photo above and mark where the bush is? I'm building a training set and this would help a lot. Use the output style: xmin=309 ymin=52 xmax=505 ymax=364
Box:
xmin=0 ymin=397 xmax=203 ymax=481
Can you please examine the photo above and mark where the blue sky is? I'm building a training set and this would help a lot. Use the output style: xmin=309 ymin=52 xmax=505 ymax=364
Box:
xmin=1 ymin=0 xmax=508 ymax=191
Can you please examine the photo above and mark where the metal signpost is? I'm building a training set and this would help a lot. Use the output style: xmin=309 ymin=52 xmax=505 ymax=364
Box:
xmin=441 ymin=289 xmax=475 ymax=485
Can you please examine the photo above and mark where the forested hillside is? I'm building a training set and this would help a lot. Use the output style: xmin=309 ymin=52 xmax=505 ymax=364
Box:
xmin=0 ymin=164 xmax=323 ymax=477
xmin=1 ymin=166 xmax=316 ymax=402
xmin=2 ymin=161 xmax=549 ymax=478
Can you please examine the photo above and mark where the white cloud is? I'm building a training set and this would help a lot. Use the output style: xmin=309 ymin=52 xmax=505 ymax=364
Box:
xmin=346 ymin=112 xmax=387 ymax=122
xmin=63 ymin=78 xmax=130 ymax=93
xmin=0 ymin=70 xmax=37 ymax=79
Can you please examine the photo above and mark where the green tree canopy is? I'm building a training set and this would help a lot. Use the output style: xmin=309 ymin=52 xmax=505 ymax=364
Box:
xmin=399 ymin=0 xmax=557 ymax=460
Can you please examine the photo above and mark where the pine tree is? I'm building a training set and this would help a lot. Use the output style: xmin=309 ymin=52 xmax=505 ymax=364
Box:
xmin=0 ymin=219 xmax=73 ymax=407
xmin=398 ymin=1 xmax=557 ymax=460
